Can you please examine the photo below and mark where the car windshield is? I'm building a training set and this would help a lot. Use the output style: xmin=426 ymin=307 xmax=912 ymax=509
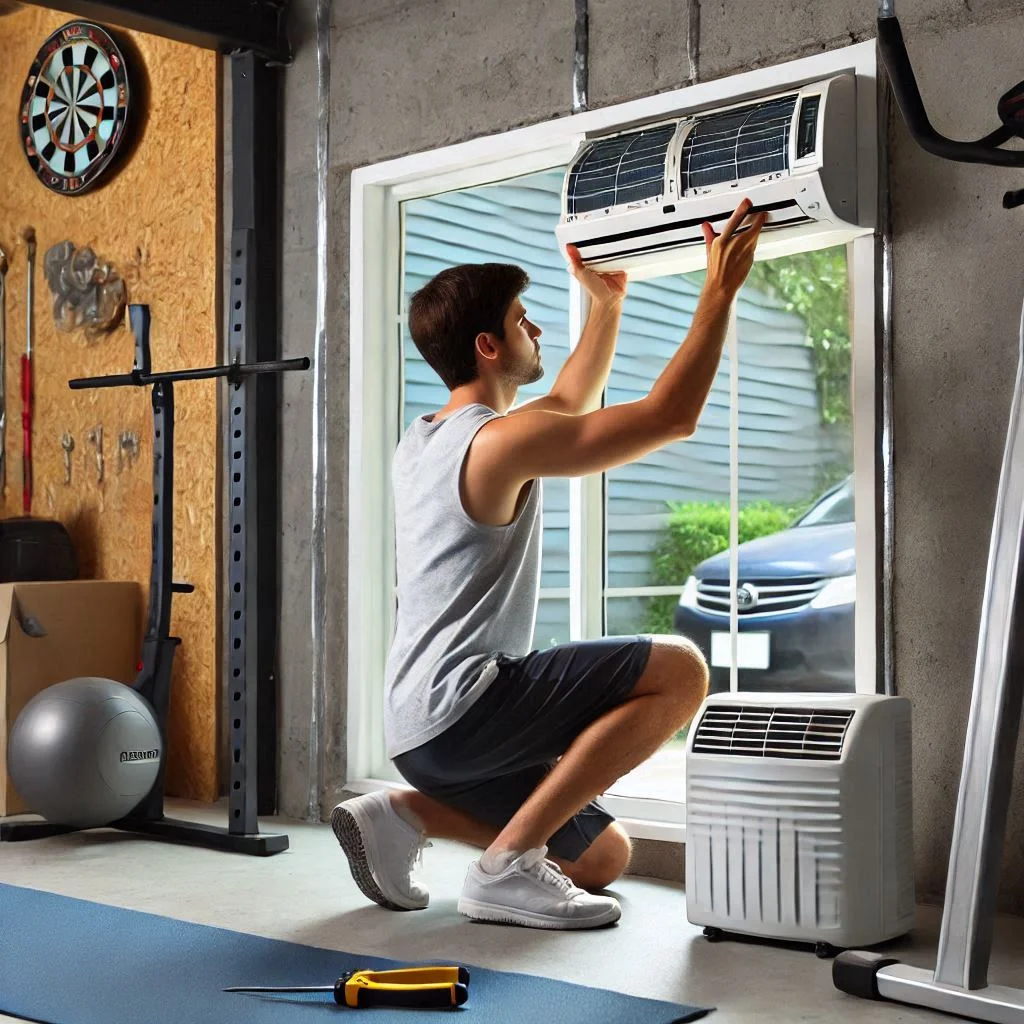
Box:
xmin=795 ymin=476 xmax=854 ymax=527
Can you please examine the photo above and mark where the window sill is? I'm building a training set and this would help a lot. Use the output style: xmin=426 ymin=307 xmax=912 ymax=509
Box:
xmin=619 ymin=817 xmax=686 ymax=844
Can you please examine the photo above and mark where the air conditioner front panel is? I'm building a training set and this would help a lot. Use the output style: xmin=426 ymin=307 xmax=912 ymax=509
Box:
xmin=564 ymin=122 xmax=678 ymax=217
xmin=555 ymin=171 xmax=859 ymax=278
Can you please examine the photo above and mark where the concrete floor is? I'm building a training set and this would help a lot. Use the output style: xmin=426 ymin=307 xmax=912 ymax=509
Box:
xmin=3 ymin=799 xmax=1024 ymax=1024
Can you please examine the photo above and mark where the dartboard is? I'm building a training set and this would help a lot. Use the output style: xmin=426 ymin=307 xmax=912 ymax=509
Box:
xmin=19 ymin=21 xmax=131 ymax=195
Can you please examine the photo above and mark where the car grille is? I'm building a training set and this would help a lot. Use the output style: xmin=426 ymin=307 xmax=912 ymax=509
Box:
xmin=696 ymin=576 xmax=827 ymax=616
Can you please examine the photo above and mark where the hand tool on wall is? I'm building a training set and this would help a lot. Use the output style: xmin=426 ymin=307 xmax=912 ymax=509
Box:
xmin=117 ymin=430 xmax=139 ymax=473
xmin=225 ymin=966 xmax=471 ymax=1009
xmin=21 ymin=227 xmax=35 ymax=515
xmin=0 ymin=244 xmax=7 ymax=494
xmin=60 ymin=433 xmax=74 ymax=486
xmin=86 ymin=425 xmax=104 ymax=484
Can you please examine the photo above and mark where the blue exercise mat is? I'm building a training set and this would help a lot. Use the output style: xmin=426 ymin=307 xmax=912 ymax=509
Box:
xmin=0 ymin=883 xmax=711 ymax=1024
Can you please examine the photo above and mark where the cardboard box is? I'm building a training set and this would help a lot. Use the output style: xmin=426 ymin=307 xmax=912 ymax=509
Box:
xmin=0 ymin=580 xmax=142 ymax=817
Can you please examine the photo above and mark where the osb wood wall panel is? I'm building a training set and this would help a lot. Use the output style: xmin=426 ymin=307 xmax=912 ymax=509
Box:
xmin=0 ymin=6 xmax=220 ymax=802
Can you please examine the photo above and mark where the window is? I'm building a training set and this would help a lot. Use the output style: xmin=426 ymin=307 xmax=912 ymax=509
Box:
xmin=347 ymin=41 xmax=881 ymax=838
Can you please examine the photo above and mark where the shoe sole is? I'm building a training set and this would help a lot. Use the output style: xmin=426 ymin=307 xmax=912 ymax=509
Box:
xmin=330 ymin=804 xmax=423 ymax=912
xmin=457 ymin=896 xmax=621 ymax=930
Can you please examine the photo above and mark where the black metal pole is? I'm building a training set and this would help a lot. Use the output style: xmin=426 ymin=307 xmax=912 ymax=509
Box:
xmin=231 ymin=50 xmax=283 ymax=822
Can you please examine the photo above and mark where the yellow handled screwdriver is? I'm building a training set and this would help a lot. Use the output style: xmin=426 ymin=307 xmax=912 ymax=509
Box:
xmin=225 ymin=965 xmax=470 ymax=1009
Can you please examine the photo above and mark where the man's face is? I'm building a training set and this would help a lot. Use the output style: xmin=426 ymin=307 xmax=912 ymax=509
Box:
xmin=497 ymin=296 xmax=543 ymax=386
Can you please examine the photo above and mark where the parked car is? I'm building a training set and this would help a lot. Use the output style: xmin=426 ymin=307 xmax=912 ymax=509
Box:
xmin=673 ymin=475 xmax=856 ymax=694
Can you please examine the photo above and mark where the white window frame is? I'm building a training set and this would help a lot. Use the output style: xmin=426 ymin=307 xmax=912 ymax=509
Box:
xmin=348 ymin=40 xmax=879 ymax=842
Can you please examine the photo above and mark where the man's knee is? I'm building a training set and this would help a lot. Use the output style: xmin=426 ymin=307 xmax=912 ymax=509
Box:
xmin=560 ymin=823 xmax=632 ymax=890
xmin=636 ymin=635 xmax=709 ymax=716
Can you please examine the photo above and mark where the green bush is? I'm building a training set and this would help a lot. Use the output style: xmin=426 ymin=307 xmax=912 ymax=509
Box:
xmin=642 ymin=499 xmax=811 ymax=635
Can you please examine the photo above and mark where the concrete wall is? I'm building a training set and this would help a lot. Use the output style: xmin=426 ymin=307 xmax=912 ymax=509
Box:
xmin=275 ymin=0 xmax=1024 ymax=912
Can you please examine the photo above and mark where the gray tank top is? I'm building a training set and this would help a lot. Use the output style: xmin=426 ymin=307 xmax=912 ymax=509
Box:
xmin=384 ymin=403 xmax=541 ymax=758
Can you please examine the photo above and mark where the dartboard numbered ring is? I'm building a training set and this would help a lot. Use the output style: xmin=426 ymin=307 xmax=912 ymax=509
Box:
xmin=20 ymin=21 xmax=131 ymax=196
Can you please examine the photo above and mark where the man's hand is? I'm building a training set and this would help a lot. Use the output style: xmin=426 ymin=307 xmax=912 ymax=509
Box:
xmin=701 ymin=198 xmax=767 ymax=299
xmin=565 ymin=244 xmax=628 ymax=307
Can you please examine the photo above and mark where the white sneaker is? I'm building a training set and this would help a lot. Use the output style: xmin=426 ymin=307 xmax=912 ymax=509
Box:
xmin=331 ymin=792 xmax=431 ymax=911
xmin=458 ymin=847 xmax=621 ymax=930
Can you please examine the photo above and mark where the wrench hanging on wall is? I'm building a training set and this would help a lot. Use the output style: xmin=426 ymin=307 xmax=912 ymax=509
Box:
xmin=60 ymin=432 xmax=74 ymax=486
xmin=118 ymin=430 xmax=139 ymax=473
xmin=86 ymin=425 xmax=103 ymax=484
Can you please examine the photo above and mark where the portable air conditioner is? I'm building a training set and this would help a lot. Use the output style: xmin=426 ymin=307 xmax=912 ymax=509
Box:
xmin=555 ymin=73 xmax=863 ymax=279
xmin=684 ymin=692 xmax=915 ymax=952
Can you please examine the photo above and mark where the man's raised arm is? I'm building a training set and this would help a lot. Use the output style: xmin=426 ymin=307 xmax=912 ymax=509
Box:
xmin=511 ymin=246 xmax=627 ymax=417
xmin=477 ymin=199 xmax=767 ymax=486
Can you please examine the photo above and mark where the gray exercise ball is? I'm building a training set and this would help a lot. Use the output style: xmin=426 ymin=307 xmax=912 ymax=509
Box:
xmin=7 ymin=676 xmax=162 ymax=828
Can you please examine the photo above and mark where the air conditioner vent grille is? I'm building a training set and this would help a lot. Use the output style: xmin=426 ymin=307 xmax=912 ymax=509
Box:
xmin=681 ymin=95 xmax=797 ymax=191
xmin=567 ymin=124 xmax=676 ymax=215
xmin=692 ymin=704 xmax=853 ymax=760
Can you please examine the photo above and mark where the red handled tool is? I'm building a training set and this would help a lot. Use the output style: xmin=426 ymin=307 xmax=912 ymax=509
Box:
xmin=21 ymin=353 xmax=31 ymax=514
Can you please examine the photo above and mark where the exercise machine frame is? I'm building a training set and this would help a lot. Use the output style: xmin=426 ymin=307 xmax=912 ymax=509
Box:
xmin=833 ymin=3 xmax=1024 ymax=1020
xmin=0 ymin=305 xmax=307 ymax=855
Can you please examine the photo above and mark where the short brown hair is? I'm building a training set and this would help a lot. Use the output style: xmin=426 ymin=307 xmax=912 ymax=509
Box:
xmin=408 ymin=263 xmax=530 ymax=390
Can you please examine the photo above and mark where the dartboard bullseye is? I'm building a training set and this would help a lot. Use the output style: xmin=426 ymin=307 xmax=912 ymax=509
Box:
xmin=19 ymin=21 xmax=131 ymax=196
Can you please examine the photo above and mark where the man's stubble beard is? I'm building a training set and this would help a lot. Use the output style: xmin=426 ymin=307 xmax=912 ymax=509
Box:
xmin=502 ymin=359 xmax=544 ymax=388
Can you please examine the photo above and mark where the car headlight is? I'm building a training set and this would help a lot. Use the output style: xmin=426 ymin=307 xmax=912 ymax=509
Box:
xmin=810 ymin=574 xmax=856 ymax=609
xmin=678 ymin=576 xmax=699 ymax=608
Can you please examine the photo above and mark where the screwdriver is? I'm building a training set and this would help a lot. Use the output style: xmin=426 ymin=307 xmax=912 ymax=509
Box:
xmin=225 ymin=965 xmax=471 ymax=1009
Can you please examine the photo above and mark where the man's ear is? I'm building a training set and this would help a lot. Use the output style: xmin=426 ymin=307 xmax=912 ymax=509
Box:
xmin=475 ymin=331 xmax=501 ymax=364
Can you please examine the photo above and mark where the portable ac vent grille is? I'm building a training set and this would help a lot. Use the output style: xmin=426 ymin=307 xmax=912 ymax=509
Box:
xmin=681 ymin=95 xmax=798 ymax=191
xmin=692 ymin=705 xmax=854 ymax=760
xmin=566 ymin=124 xmax=676 ymax=215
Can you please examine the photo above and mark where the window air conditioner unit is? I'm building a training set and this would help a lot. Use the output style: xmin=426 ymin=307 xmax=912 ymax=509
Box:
xmin=684 ymin=692 xmax=915 ymax=953
xmin=555 ymin=74 xmax=862 ymax=279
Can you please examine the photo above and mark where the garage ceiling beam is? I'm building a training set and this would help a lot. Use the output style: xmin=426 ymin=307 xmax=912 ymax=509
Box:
xmin=23 ymin=0 xmax=291 ymax=63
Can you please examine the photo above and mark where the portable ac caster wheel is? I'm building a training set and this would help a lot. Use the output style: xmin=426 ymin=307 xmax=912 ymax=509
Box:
xmin=702 ymin=927 xmax=724 ymax=943
xmin=814 ymin=942 xmax=842 ymax=959
xmin=832 ymin=951 xmax=901 ymax=999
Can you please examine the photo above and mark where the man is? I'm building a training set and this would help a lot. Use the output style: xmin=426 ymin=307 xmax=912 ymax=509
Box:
xmin=333 ymin=198 xmax=767 ymax=930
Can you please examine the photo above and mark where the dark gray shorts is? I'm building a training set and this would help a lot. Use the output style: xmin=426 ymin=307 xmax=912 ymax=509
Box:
xmin=392 ymin=635 xmax=653 ymax=862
